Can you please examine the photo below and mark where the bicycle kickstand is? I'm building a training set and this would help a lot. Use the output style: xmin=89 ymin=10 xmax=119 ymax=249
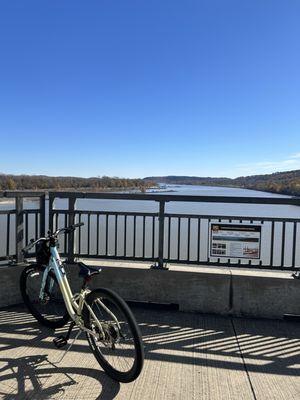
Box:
xmin=53 ymin=322 xmax=82 ymax=364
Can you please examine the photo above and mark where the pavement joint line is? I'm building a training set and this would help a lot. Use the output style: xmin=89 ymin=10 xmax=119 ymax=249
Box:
xmin=230 ymin=317 xmax=257 ymax=400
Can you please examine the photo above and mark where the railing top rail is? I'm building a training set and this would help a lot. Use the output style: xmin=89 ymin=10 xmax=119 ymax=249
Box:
xmin=0 ymin=209 xmax=16 ymax=215
xmin=49 ymin=191 xmax=300 ymax=206
xmin=1 ymin=191 xmax=46 ymax=198
xmin=1 ymin=189 xmax=300 ymax=205
xmin=164 ymin=213 xmax=300 ymax=222
xmin=50 ymin=208 xmax=300 ymax=222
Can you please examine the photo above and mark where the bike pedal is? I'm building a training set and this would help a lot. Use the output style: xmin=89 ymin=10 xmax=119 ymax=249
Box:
xmin=53 ymin=335 xmax=68 ymax=349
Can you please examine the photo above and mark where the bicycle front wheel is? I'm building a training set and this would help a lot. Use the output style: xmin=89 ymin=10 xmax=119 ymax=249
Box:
xmin=20 ymin=264 xmax=69 ymax=329
xmin=82 ymin=288 xmax=144 ymax=383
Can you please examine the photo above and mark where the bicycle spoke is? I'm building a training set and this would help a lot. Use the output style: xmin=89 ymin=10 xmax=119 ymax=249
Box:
xmin=87 ymin=297 xmax=136 ymax=373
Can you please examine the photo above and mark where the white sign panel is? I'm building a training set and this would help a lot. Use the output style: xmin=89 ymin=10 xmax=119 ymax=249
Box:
xmin=210 ymin=224 xmax=261 ymax=259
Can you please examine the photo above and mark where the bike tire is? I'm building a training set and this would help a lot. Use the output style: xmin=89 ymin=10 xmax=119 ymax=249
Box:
xmin=20 ymin=264 xmax=69 ymax=329
xmin=82 ymin=288 xmax=144 ymax=383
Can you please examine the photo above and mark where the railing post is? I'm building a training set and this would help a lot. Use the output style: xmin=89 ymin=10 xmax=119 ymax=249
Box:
xmin=15 ymin=196 xmax=24 ymax=264
xmin=152 ymin=200 xmax=168 ymax=269
xmin=39 ymin=193 xmax=46 ymax=237
xmin=48 ymin=193 xmax=55 ymax=233
xmin=67 ymin=196 xmax=76 ymax=264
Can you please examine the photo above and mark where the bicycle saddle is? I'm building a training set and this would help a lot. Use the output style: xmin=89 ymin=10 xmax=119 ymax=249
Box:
xmin=77 ymin=262 xmax=102 ymax=278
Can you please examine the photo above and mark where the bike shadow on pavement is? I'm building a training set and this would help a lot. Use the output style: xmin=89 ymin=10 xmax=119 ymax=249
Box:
xmin=0 ymin=306 xmax=120 ymax=399
xmin=0 ymin=353 xmax=120 ymax=400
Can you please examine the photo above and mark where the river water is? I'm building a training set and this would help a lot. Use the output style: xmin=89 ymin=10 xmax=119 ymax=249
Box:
xmin=74 ymin=185 xmax=299 ymax=218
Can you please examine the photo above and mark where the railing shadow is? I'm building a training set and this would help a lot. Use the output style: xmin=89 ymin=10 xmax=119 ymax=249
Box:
xmin=0 ymin=304 xmax=299 ymax=399
xmin=136 ymin=307 xmax=300 ymax=377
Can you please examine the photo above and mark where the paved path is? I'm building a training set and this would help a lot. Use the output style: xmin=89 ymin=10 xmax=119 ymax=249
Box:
xmin=0 ymin=305 xmax=299 ymax=399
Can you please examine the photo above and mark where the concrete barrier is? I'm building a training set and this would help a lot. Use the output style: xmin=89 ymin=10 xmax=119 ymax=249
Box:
xmin=0 ymin=265 xmax=24 ymax=307
xmin=1 ymin=261 xmax=299 ymax=319
xmin=232 ymin=270 xmax=300 ymax=318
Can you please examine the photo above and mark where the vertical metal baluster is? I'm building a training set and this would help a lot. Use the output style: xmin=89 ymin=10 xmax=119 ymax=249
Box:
xmin=124 ymin=215 xmax=127 ymax=257
xmin=248 ymin=221 xmax=253 ymax=267
xmin=133 ymin=215 xmax=136 ymax=257
xmin=142 ymin=216 xmax=146 ymax=258
xmin=197 ymin=218 xmax=201 ymax=263
xmin=96 ymin=214 xmax=99 ymax=256
xmin=25 ymin=213 xmax=28 ymax=245
xmin=281 ymin=221 xmax=286 ymax=267
xmin=115 ymin=215 xmax=118 ymax=256
xmin=35 ymin=212 xmax=38 ymax=240
xmin=64 ymin=214 xmax=68 ymax=253
xmin=87 ymin=214 xmax=91 ymax=255
xmin=152 ymin=216 xmax=155 ymax=259
xmin=6 ymin=214 xmax=10 ymax=257
xmin=292 ymin=222 xmax=297 ymax=268
xmin=105 ymin=214 xmax=108 ymax=255
xmin=207 ymin=218 xmax=210 ymax=262
xmin=78 ymin=214 xmax=82 ymax=255
xmin=270 ymin=221 xmax=275 ymax=267
xmin=167 ymin=217 xmax=171 ymax=260
xmin=177 ymin=217 xmax=181 ymax=261
xmin=249 ymin=219 xmax=254 ymax=267
xmin=187 ymin=218 xmax=191 ymax=261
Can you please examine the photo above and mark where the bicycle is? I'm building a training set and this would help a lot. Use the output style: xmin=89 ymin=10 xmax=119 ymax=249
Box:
xmin=20 ymin=222 xmax=144 ymax=383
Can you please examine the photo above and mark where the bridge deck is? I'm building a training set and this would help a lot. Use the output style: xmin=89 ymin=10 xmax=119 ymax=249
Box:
xmin=0 ymin=305 xmax=299 ymax=400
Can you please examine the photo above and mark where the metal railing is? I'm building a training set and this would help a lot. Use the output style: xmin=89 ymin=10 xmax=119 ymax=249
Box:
xmin=0 ymin=191 xmax=46 ymax=263
xmin=1 ymin=190 xmax=300 ymax=270
xmin=48 ymin=191 xmax=300 ymax=271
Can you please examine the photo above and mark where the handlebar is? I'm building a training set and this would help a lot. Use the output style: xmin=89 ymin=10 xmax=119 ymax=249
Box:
xmin=22 ymin=237 xmax=47 ymax=253
xmin=22 ymin=222 xmax=84 ymax=253
xmin=53 ymin=222 xmax=84 ymax=237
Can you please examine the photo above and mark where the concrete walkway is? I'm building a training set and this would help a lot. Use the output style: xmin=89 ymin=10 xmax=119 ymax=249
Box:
xmin=0 ymin=305 xmax=299 ymax=400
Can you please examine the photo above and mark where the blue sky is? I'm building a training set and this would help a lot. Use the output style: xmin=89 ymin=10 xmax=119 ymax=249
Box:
xmin=0 ymin=1 xmax=300 ymax=178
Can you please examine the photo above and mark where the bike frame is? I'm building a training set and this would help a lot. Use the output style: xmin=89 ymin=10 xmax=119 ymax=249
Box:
xmin=39 ymin=245 xmax=108 ymax=338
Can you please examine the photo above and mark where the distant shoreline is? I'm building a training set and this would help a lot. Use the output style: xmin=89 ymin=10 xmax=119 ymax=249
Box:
xmin=2 ymin=169 xmax=300 ymax=197
xmin=153 ymin=182 xmax=292 ymax=197
xmin=144 ymin=172 xmax=300 ymax=197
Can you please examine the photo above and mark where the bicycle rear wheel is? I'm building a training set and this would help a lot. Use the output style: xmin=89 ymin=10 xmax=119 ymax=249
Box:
xmin=20 ymin=264 xmax=69 ymax=329
xmin=82 ymin=288 xmax=144 ymax=383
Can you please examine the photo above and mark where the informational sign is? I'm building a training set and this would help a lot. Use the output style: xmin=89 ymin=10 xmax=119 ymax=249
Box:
xmin=210 ymin=224 xmax=261 ymax=259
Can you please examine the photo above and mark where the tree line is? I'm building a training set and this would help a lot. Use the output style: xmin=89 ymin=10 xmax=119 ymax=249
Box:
xmin=0 ymin=174 xmax=155 ymax=191
xmin=2 ymin=170 xmax=300 ymax=196
xmin=234 ymin=170 xmax=300 ymax=196
xmin=144 ymin=169 xmax=300 ymax=196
